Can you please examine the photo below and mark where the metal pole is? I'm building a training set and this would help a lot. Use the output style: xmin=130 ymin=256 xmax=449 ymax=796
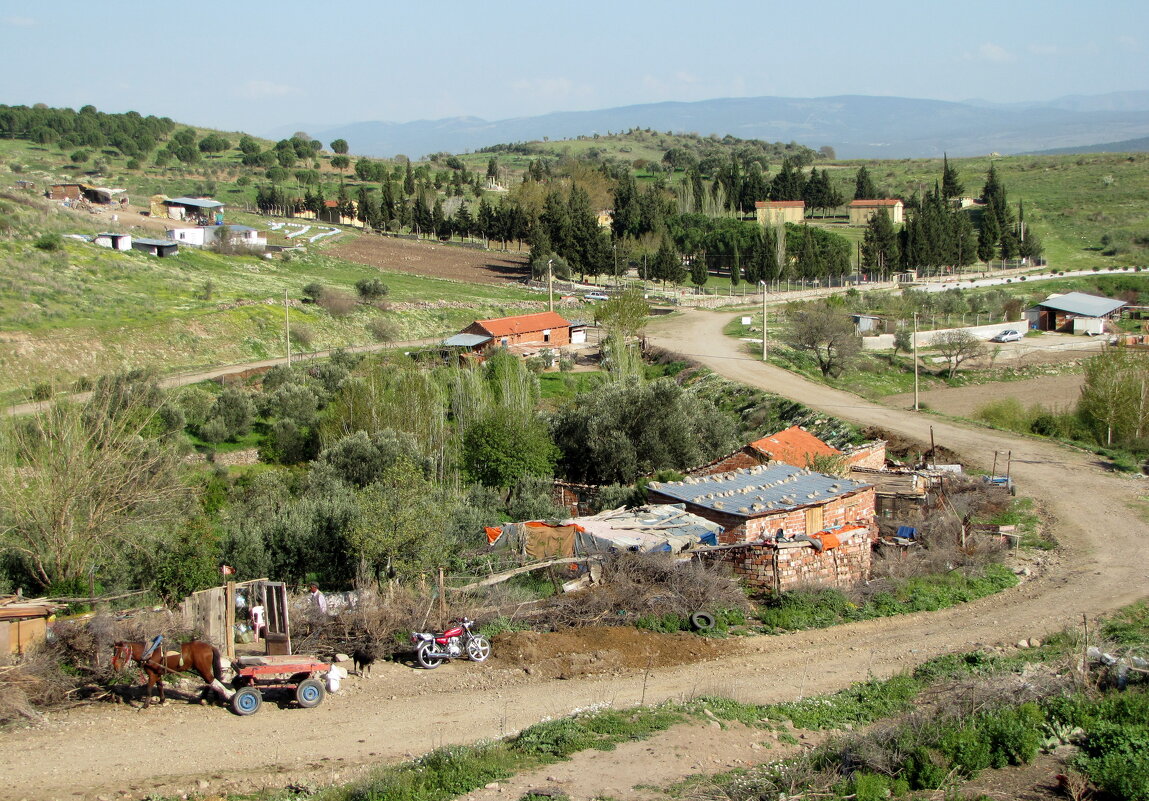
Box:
xmin=761 ymin=282 xmax=768 ymax=361
xmin=547 ymin=258 xmax=554 ymax=313
xmin=912 ymin=312 xmax=920 ymax=411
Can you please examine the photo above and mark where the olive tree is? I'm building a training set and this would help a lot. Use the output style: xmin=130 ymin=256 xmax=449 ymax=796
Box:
xmin=932 ymin=329 xmax=987 ymax=379
xmin=785 ymin=302 xmax=861 ymax=378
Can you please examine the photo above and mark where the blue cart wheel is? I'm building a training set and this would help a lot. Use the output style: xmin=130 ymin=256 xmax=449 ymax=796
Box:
xmin=295 ymin=678 xmax=325 ymax=709
xmin=232 ymin=686 xmax=262 ymax=716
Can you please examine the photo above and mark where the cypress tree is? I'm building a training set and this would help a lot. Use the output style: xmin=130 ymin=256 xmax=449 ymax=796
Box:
xmin=941 ymin=153 xmax=964 ymax=201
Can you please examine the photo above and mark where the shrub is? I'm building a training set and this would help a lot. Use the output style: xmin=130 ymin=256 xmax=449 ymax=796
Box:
xmin=317 ymin=288 xmax=357 ymax=317
xmin=33 ymin=232 xmax=63 ymax=251
xmin=367 ymin=316 xmax=400 ymax=342
xmin=289 ymin=323 xmax=314 ymax=350
xmin=980 ymin=702 xmax=1045 ymax=768
xmin=30 ymin=381 xmax=53 ymax=401
xmin=301 ymin=282 xmax=324 ymax=303
xmin=355 ymin=277 xmax=389 ymax=300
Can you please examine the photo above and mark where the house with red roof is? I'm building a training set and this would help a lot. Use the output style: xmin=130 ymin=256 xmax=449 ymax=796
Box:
xmin=755 ymin=200 xmax=806 ymax=226
xmin=848 ymin=199 xmax=904 ymax=226
xmin=689 ymin=426 xmax=886 ymax=478
xmin=444 ymin=311 xmax=573 ymax=357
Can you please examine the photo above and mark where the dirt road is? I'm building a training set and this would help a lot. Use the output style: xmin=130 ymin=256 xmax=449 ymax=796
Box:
xmin=3 ymin=309 xmax=1147 ymax=801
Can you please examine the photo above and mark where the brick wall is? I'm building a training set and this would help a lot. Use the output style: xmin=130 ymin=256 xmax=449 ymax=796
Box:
xmin=722 ymin=527 xmax=872 ymax=593
xmin=844 ymin=441 xmax=886 ymax=470
xmin=688 ymin=448 xmax=763 ymax=478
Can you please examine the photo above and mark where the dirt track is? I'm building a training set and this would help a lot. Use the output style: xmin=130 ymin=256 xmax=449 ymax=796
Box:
xmin=3 ymin=309 xmax=1148 ymax=801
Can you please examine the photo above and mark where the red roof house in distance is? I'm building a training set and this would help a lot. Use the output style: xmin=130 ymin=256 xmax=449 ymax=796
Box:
xmin=445 ymin=311 xmax=572 ymax=354
xmin=755 ymin=200 xmax=806 ymax=226
xmin=690 ymin=426 xmax=886 ymax=477
xmin=848 ymin=199 xmax=904 ymax=225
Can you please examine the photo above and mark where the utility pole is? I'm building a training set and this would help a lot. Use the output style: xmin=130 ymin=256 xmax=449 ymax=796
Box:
xmin=761 ymin=281 xmax=769 ymax=361
xmin=547 ymin=258 xmax=554 ymax=313
xmin=284 ymin=289 xmax=291 ymax=366
xmin=912 ymin=312 xmax=920 ymax=411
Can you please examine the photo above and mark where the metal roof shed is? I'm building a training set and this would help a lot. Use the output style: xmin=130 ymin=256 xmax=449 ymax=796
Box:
xmin=1027 ymin=292 xmax=1126 ymax=334
xmin=1030 ymin=292 xmax=1125 ymax=317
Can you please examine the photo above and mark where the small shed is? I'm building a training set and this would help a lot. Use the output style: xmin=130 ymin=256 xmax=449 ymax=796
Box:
xmin=0 ymin=597 xmax=65 ymax=656
xmin=1025 ymin=292 xmax=1126 ymax=334
xmin=442 ymin=332 xmax=492 ymax=353
xmin=852 ymin=313 xmax=883 ymax=333
xmin=162 ymin=197 xmax=225 ymax=224
xmin=131 ymin=238 xmax=180 ymax=257
xmin=93 ymin=232 xmax=132 ymax=251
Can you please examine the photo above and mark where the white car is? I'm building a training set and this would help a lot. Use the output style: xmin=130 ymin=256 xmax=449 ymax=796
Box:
xmin=990 ymin=329 xmax=1023 ymax=343
xmin=584 ymin=292 xmax=609 ymax=302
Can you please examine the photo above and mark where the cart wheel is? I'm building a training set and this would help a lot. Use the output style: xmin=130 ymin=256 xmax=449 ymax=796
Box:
xmin=296 ymin=678 xmax=325 ymax=709
xmin=231 ymin=686 xmax=262 ymax=716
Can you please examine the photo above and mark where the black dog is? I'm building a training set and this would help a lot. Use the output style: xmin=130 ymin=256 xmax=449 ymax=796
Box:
xmin=352 ymin=647 xmax=377 ymax=676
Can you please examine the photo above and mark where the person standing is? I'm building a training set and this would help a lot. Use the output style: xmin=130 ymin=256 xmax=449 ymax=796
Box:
xmin=249 ymin=599 xmax=266 ymax=642
xmin=308 ymin=583 xmax=327 ymax=615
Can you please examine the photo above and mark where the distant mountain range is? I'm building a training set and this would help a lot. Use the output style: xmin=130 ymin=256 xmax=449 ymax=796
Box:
xmin=272 ymin=92 xmax=1149 ymax=160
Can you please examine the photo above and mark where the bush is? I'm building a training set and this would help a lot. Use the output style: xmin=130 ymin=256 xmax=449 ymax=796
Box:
xmin=317 ymin=288 xmax=358 ymax=317
xmin=355 ymin=277 xmax=389 ymax=300
xmin=33 ymin=232 xmax=63 ymax=251
xmin=289 ymin=323 xmax=314 ymax=350
xmin=367 ymin=316 xmax=400 ymax=342
xmin=30 ymin=381 xmax=53 ymax=401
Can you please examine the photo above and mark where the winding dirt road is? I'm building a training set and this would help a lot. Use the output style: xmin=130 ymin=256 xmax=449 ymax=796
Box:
xmin=3 ymin=309 xmax=1146 ymax=801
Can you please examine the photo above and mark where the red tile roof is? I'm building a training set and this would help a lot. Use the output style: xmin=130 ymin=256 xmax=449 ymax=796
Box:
xmin=474 ymin=312 xmax=570 ymax=337
xmin=755 ymin=200 xmax=806 ymax=208
xmin=748 ymin=426 xmax=840 ymax=467
xmin=849 ymin=199 xmax=903 ymax=206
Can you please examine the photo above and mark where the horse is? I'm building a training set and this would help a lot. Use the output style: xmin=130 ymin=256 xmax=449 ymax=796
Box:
xmin=111 ymin=640 xmax=232 ymax=707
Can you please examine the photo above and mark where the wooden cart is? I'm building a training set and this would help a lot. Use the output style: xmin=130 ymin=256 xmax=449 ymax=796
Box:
xmin=230 ymin=654 xmax=330 ymax=716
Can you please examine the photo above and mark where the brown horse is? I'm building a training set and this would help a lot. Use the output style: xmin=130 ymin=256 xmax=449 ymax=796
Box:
xmin=111 ymin=640 xmax=230 ymax=707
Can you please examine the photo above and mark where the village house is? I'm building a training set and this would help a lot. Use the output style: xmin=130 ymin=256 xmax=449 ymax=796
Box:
xmin=755 ymin=200 xmax=805 ymax=226
xmin=690 ymin=426 xmax=886 ymax=477
xmin=848 ymin=199 xmax=904 ymax=226
xmin=167 ymin=225 xmax=267 ymax=250
xmin=151 ymin=196 xmax=225 ymax=225
xmin=444 ymin=311 xmax=573 ymax=357
xmin=647 ymin=463 xmax=876 ymax=592
xmin=1024 ymin=291 xmax=1126 ymax=335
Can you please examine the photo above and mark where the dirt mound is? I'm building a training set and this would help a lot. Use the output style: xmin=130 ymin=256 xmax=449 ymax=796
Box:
xmin=862 ymin=425 xmax=961 ymax=465
xmin=494 ymin=627 xmax=736 ymax=679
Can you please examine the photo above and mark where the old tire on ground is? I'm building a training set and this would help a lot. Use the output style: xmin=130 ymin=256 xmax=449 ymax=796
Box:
xmin=231 ymin=686 xmax=262 ymax=716
xmin=691 ymin=612 xmax=716 ymax=631
xmin=466 ymin=635 xmax=492 ymax=662
xmin=295 ymin=678 xmax=325 ymax=709
xmin=416 ymin=640 xmax=444 ymax=669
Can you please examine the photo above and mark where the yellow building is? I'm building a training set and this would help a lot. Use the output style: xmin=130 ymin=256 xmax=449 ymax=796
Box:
xmin=848 ymin=199 xmax=904 ymax=226
xmin=755 ymin=200 xmax=805 ymax=226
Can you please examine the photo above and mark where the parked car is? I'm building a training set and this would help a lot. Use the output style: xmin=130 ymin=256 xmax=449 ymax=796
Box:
xmin=584 ymin=292 xmax=609 ymax=302
xmin=990 ymin=329 xmax=1023 ymax=343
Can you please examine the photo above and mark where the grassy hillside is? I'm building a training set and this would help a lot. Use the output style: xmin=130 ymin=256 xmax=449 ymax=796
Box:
xmin=0 ymin=191 xmax=536 ymax=400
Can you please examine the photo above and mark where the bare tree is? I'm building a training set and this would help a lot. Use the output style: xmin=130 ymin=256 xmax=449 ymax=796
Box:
xmin=785 ymin=302 xmax=861 ymax=378
xmin=932 ymin=330 xmax=987 ymax=379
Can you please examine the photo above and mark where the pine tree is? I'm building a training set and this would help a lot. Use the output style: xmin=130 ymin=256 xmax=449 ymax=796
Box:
xmin=854 ymin=166 xmax=878 ymax=200
xmin=941 ymin=153 xmax=964 ymax=201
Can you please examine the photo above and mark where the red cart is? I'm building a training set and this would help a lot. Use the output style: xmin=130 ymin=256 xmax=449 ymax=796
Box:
xmin=230 ymin=654 xmax=330 ymax=716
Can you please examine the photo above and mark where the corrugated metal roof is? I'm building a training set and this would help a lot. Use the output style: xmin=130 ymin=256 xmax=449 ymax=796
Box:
xmin=849 ymin=199 xmax=903 ymax=206
xmin=566 ymin=503 xmax=722 ymax=553
xmin=1030 ymin=291 xmax=1126 ymax=318
xmin=166 ymin=197 xmax=225 ymax=209
xmin=649 ymin=463 xmax=871 ymax=518
xmin=443 ymin=333 xmax=491 ymax=347
xmin=133 ymin=238 xmax=176 ymax=247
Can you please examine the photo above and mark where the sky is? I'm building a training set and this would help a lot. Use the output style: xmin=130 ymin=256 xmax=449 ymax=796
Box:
xmin=2 ymin=0 xmax=1148 ymax=137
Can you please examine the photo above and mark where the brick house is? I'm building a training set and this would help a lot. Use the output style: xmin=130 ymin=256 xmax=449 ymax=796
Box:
xmin=460 ymin=312 xmax=571 ymax=350
xmin=690 ymin=426 xmax=886 ymax=477
xmin=848 ymin=199 xmax=904 ymax=226
xmin=755 ymin=200 xmax=806 ymax=226
xmin=647 ymin=463 xmax=876 ymax=592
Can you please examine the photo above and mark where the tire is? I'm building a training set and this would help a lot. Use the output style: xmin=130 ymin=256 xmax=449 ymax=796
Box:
xmin=231 ymin=686 xmax=262 ymax=716
xmin=466 ymin=635 xmax=491 ymax=662
xmin=691 ymin=611 xmax=716 ymax=631
xmin=295 ymin=678 xmax=325 ymax=709
xmin=415 ymin=640 xmax=444 ymax=669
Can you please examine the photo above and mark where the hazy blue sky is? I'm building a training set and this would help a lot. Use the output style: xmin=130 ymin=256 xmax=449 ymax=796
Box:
xmin=2 ymin=0 xmax=1147 ymax=136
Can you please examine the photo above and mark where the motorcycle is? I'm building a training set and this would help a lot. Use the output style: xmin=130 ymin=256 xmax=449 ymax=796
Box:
xmin=411 ymin=617 xmax=491 ymax=669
